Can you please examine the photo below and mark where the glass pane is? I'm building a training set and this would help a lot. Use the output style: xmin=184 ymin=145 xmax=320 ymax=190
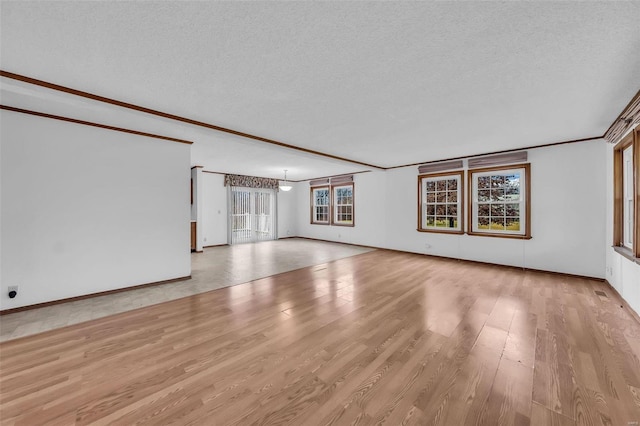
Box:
xmin=426 ymin=181 xmax=436 ymax=192
xmin=339 ymin=188 xmax=352 ymax=203
xmin=477 ymin=176 xmax=490 ymax=189
xmin=491 ymin=175 xmax=505 ymax=188
xmin=491 ymin=218 xmax=506 ymax=230
xmin=478 ymin=189 xmax=490 ymax=202
xmin=426 ymin=193 xmax=436 ymax=203
xmin=436 ymin=204 xmax=446 ymax=216
xmin=436 ymin=180 xmax=446 ymax=191
xmin=446 ymin=191 xmax=457 ymax=203
xmin=447 ymin=179 xmax=457 ymax=190
xmin=505 ymin=218 xmax=520 ymax=231
xmin=426 ymin=204 xmax=435 ymax=216
xmin=443 ymin=217 xmax=456 ymax=228
xmin=478 ymin=217 xmax=490 ymax=229
xmin=478 ymin=203 xmax=490 ymax=216
xmin=504 ymin=173 xmax=520 ymax=186
xmin=447 ymin=205 xmax=457 ymax=216
xmin=426 ymin=216 xmax=435 ymax=227
xmin=315 ymin=189 xmax=329 ymax=205
xmin=491 ymin=204 xmax=504 ymax=216
xmin=505 ymin=204 xmax=519 ymax=217
xmin=491 ymin=188 xmax=505 ymax=201
xmin=436 ymin=216 xmax=447 ymax=227
xmin=316 ymin=206 xmax=328 ymax=222
xmin=436 ymin=192 xmax=446 ymax=202
xmin=505 ymin=185 xmax=520 ymax=200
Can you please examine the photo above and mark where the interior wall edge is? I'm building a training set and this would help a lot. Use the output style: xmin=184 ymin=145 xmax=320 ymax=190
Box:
xmin=0 ymin=275 xmax=192 ymax=316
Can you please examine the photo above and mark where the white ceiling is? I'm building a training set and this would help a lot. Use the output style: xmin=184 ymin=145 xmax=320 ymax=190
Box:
xmin=1 ymin=1 xmax=639 ymax=178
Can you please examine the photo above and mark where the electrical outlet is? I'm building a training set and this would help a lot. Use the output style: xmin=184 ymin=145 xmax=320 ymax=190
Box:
xmin=8 ymin=286 xmax=18 ymax=298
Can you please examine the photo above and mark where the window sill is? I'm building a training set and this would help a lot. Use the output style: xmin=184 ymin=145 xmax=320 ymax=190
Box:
xmin=310 ymin=222 xmax=330 ymax=226
xmin=332 ymin=223 xmax=355 ymax=227
xmin=417 ymin=228 xmax=464 ymax=235
xmin=467 ymin=231 xmax=532 ymax=240
xmin=612 ymin=246 xmax=640 ymax=264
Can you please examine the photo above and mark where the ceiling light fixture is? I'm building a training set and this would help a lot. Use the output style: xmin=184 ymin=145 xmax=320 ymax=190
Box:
xmin=279 ymin=169 xmax=292 ymax=192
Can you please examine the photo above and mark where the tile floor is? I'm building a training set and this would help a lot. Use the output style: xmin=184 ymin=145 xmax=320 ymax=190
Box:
xmin=0 ymin=238 xmax=373 ymax=342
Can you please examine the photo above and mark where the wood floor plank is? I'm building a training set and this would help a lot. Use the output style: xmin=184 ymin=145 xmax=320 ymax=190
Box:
xmin=1 ymin=249 xmax=640 ymax=425
xmin=477 ymin=357 xmax=533 ymax=425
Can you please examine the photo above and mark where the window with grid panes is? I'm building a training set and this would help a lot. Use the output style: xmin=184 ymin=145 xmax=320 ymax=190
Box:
xmin=469 ymin=164 xmax=530 ymax=238
xmin=613 ymin=125 xmax=639 ymax=259
xmin=333 ymin=184 xmax=354 ymax=226
xmin=311 ymin=186 xmax=330 ymax=224
xmin=418 ymin=172 xmax=463 ymax=232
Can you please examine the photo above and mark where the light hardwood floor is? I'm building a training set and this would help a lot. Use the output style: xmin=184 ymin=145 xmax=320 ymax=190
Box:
xmin=0 ymin=239 xmax=372 ymax=341
xmin=1 ymin=249 xmax=639 ymax=425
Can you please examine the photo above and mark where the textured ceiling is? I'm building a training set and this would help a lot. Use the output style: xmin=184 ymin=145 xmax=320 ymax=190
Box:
xmin=1 ymin=1 xmax=639 ymax=174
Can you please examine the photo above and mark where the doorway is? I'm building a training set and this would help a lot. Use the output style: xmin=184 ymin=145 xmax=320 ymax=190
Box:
xmin=228 ymin=187 xmax=277 ymax=244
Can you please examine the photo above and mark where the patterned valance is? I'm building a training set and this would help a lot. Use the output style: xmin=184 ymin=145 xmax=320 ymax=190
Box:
xmin=224 ymin=174 xmax=279 ymax=190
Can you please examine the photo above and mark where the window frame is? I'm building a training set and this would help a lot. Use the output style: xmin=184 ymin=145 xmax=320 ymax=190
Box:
xmin=331 ymin=183 xmax=355 ymax=227
xmin=310 ymin=185 xmax=330 ymax=225
xmin=417 ymin=171 xmax=464 ymax=234
xmin=467 ymin=163 xmax=531 ymax=239
xmin=613 ymin=126 xmax=640 ymax=260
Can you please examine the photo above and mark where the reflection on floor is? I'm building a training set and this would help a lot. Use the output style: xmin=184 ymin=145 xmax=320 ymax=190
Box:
xmin=0 ymin=238 xmax=373 ymax=341
xmin=2 ymin=249 xmax=638 ymax=424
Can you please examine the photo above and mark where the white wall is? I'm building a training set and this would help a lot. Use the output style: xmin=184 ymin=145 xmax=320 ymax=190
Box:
xmin=605 ymin=143 xmax=640 ymax=316
xmin=296 ymin=140 xmax=607 ymax=278
xmin=277 ymin=188 xmax=297 ymax=238
xmin=1 ymin=110 xmax=191 ymax=309
xmin=201 ymin=173 xmax=228 ymax=246
xmin=200 ymin=173 xmax=297 ymax=245
xmin=295 ymin=171 xmax=388 ymax=247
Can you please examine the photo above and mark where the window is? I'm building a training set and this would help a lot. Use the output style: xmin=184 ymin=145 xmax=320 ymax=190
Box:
xmin=333 ymin=184 xmax=354 ymax=226
xmin=614 ymin=126 xmax=639 ymax=259
xmin=469 ymin=164 xmax=531 ymax=238
xmin=310 ymin=176 xmax=355 ymax=226
xmin=418 ymin=171 xmax=463 ymax=233
xmin=623 ymin=145 xmax=634 ymax=249
xmin=311 ymin=186 xmax=330 ymax=224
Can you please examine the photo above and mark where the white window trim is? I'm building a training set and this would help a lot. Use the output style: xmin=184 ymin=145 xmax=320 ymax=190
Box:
xmin=332 ymin=184 xmax=354 ymax=226
xmin=469 ymin=164 xmax=530 ymax=238
xmin=311 ymin=186 xmax=330 ymax=224
xmin=623 ymin=144 xmax=634 ymax=249
xmin=418 ymin=172 xmax=463 ymax=233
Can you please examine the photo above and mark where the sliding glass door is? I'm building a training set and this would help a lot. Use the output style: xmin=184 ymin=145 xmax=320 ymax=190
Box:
xmin=229 ymin=187 xmax=277 ymax=244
